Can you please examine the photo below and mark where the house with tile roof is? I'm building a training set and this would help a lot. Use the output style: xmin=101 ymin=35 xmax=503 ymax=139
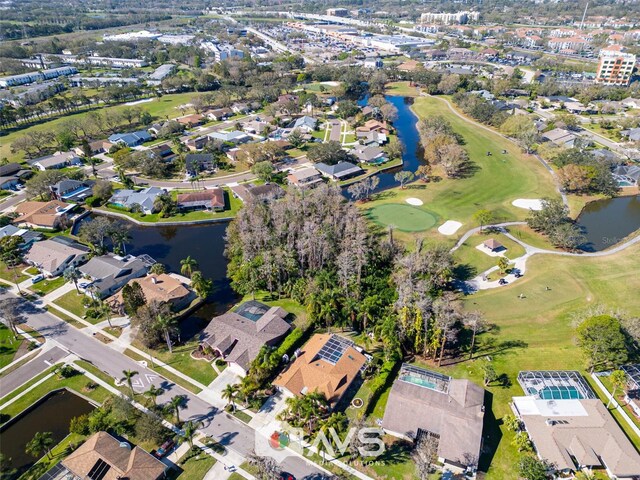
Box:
xmin=273 ymin=333 xmax=367 ymax=408
xmin=177 ymin=188 xmax=225 ymax=211
xmin=109 ymin=273 xmax=193 ymax=313
xmin=62 ymin=431 xmax=167 ymax=480
xmin=12 ymin=200 xmax=76 ymax=230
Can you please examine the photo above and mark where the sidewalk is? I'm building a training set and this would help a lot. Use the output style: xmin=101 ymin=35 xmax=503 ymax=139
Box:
xmin=591 ymin=373 xmax=640 ymax=438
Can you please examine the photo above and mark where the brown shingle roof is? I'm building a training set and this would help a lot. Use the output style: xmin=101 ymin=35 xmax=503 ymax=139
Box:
xmin=273 ymin=334 xmax=367 ymax=406
xmin=62 ymin=431 xmax=166 ymax=480
xmin=13 ymin=200 xmax=71 ymax=228
xmin=109 ymin=274 xmax=191 ymax=307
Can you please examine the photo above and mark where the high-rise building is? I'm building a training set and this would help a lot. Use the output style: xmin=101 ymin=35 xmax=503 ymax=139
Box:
xmin=420 ymin=11 xmax=479 ymax=25
xmin=596 ymin=46 xmax=636 ymax=87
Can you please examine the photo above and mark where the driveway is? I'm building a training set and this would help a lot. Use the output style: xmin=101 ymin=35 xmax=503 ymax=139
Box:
xmin=0 ymin=289 xmax=324 ymax=478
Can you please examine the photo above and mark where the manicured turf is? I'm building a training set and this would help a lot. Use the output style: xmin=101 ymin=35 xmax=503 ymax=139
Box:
xmin=363 ymin=96 xmax=559 ymax=245
xmin=53 ymin=291 xmax=89 ymax=319
xmin=453 ymin=232 xmax=527 ymax=277
xmin=448 ymin=242 xmax=640 ymax=479
xmin=1 ymin=93 xmax=197 ymax=162
xmin=366 ymin=203 xmax=438 ymax=232
xmin=385 ymin=81 xmax=420 ymax=97
xmin=28 ymin=276 xmax=67 ymax=296
xmin=0 ymin=324 xmax=24 ymax=369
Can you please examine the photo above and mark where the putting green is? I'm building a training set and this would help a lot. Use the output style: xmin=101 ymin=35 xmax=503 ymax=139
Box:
xmin=367 ymin=203 xmax=438 ymax=232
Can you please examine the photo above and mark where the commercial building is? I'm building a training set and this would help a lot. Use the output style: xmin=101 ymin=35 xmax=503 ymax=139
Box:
xmin=359 ymin=34 xmax=434 ymax=53
xmin=0 ymin=66 xmax=78 ymax=88
xmin=103 ymin=30 xmax=162 ymax=42
xmin=596 ymin=46 xmax=637 ymax=86
xmin=420 ymin=11 xmax=480 ymax=25
xmin=326 ymin=8 xmax=349 ymax=17
xmin=48 ymin=54 xmax=148 ymax=68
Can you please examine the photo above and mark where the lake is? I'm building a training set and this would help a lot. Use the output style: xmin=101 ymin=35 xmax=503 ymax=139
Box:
xmin=0 ymin=389 xmax=95 ymax=477
xmin=576 ymin=195 xmax=640 ymax=252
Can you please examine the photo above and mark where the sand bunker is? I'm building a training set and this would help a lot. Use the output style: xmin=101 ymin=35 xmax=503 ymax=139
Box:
xmin=512 ymin=199 xmax=543 ymax=211
xmin=438 ymin=220 xmax=462 ymax=235
xmin=405 ymin=197 xmax=424 ymax=206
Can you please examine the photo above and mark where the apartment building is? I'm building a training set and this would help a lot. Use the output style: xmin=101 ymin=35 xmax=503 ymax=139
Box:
xmin=596 ymin=45 xmax=636 ymax=87
xmin=420 ymin=11 xmax=479 ymax=25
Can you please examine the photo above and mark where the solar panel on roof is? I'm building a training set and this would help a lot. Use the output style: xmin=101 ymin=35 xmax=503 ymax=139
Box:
xmin=87 ymin=459 xmax=111 ymax=480
xmin=317 ymin=336 xmax=353 ymax=364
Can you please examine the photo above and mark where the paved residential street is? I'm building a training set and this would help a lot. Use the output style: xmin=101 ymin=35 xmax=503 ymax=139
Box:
xmin=1 ymin=289 xmax=325 ymax=478
xmin=0 ymin=345 xmax=68 ymax=393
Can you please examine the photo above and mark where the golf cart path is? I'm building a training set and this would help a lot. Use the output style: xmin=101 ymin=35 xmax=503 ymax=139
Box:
xmin=451 ymin=222 xmax=640 ymax=290
xmin=424 ymin=94 xmax=569 ymax=207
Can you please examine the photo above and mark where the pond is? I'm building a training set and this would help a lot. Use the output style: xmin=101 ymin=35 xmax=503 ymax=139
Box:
xmin=0 ymin=389 xmax=95 ymax=477
xmin=345 ymin=95 xmax=424 ymax=198
xmin=576 ymin=195 xmax=640 ymax=252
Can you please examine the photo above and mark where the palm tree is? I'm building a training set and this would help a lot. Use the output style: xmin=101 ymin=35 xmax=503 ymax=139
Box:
xmin=25 ymin=432 xmax=54 ymax=460
xmin=144 ymin=385 xmax=164 ymax=407
xmin=110 ymin=229 xmax=131 ymax=255
xmin=63 ymin=266 xmax=82 ymax=294
xmin=180 ymin=256 xmax=198 ymax=278
xmin=149 ymin=263 xmax=167 ymax=275
xmin=168 ymin=395 xmax=186 ymax=424
xmin=180 ymin=420 xmax=200 ymax=448
xmin=155 ymin=313 xmax=177 ymax=353
xmin=608 ymin=370 xmax=628 ymax=408
xmin=122 ymin=369 xmax=139 ymax=398
xmin=98 ymin=300 xmax=113 ymax=328
xmin=222 ymin=384 xmax=240 ymax=412
xmin=190 ymin=271 xmax=212 ymax=299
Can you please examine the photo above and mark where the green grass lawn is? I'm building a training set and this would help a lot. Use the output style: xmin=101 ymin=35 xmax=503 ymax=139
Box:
xmin=506 ymin=225 xmax=558 ymax=251
xmin=0 ymin=263 xmax=29 ymax=285
xmin=453 ymin=232 xmax=527 ymax=277
xmin=0 ymin=324 xmax=24 ymax=369
xmin=102 ymin=187 xmax=241 ymax=223
xmin=366 ymin=203 xmax=438 ymax=232
xmin=123 ymin=348 xmax=205 ymax=394
xmin=53 ymin=291 xmax=89 ymax=319
xmin=362 ymin=96 xmax=559 ymax=245
xmin=443 ymin=242 xmax=640 ymax=479
xmin=0 ymin=367 xmax=110 ymax=421
xmin=28 ymin=276 xmax=67 ymax=296
xmin=239 ymin=291 xmax=309 ymax=328
xmin=385 ymin=81 xmax=420 ymax=97
xmin=0 ymin=93 xmax=196 ymax=163
xmin=171 ymin=449 xmax=216 ymax=480
xmin=19 ymin=433 xmax=86 ymax=480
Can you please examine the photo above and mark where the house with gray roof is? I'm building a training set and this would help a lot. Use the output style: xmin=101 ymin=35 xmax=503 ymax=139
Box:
xmin=352 ymin=145 xmax=387 ymax=164
xmin=79 ymin=253 xmax=152 ymax=298
xmin=0 ymin=162 xmax=33 ymax=190
xmin=202 ymin=300 xmax=291 ymax=374
xmin=612 ymin=164 xmax=640 ymax=186
xmin=108 ymin=130 xmax=152 ymax=147
xmin=230 ymin=183 xmax=284 ymax=202
xmin=0 ymin=225 xmax=42 ymax=247
xmin=109 ymin=187 xmax=165 ymax=214
xmin=290 ymin=116 xmax=317 ymax=133
xmin=32 ymin=151 xmax=82 ymax=171
xmin=25 ymin=238 xmax=89 ymax=277
xmin=208 ymin=130 xmax=251 ymax=145
xmin=50 ymin=179 xmax=94 ymax=203
xmin=621 ymin=128 xmax=640 ymax=143
xmin=382 ymin=364 xmax=485 ymax=474
xmin=315 ymin=161 xmax=363 ymax=181
xmin=542 ymin=128 xmax=578 ymax=148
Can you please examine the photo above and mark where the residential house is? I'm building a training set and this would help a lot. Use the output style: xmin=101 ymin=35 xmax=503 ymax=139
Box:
xmin=0 ymin=162 xmax=33 ymax=190
xmin=542 ymin=128 xmax=579 ymax=148
xmin=32 ymin=151 xmax=82 ymax=171
xmin=360 ymin=106 xmax=375 ymax=119
xmin=230 ymin=183 xmax=284 ymax=203
xmin=202 ymin=300 xmax=291 ymax=374
xmin=356 ymin=120 xmax=390 ymax=135
xmin=612 ymin=164 xmax=640 ymax=186
xmin=356 ymin=131 xmax=387 ymax=146
xmin=205 ymin=108 xmax=232 ymax=121
xmin=208 ymin=130 xmax=251 ymax=145
xmin=315 ymin=161 xmax=363 ymax=181
xmin=513 ymin=371 xmax=640 ymax=478
xmin=277 ymin=94 xmax=299 ymax=105
xmin=108 ymin=130 xmax=152 ymax=148
xmin=287 ymin=167 xmax=323 ymax=188
xmin=621 ymin=128 xmax=640 ymax=143
xmin=177 ymin=188 xmax=225 ymax=211
xmin=50 ymin=179 xmax=94 ymax=203
xmin=109 ymin=187 xmax=165 ymax=214
xmin=109 ymin=273 xmax=193 ymax=313
xmin=185 ymin=153 xmax=215 ymax=174
xmin=0 ymin=225 xmax=42 ymax=247
xmin=382 ymin=364 xmax=485 ymax=473
xmin=176 ymin=114 xmax=204 ymax=128
xmin=184 ymin=135 xmax=209 ymax=151
xmin=148 ymin=142 xmax=176 ymax=162
xmin=231 ymin=103 xmax=250 ymax=114
xmin=242 ymin=120 xmax=270 ymax=135
xmin=73 ymin=140 xmax=105 ymax=157
xmin=12 ymin=200 xmax=75 ymax=230
xmin=621 ymin=98 xmax=640 ymax=109
xmin=290 ymin=116 xmax=318 ymax=133
xmin=25 ymin=238 xmax=89 ymax=277
xmin=273 ymin=333 xmax=367 ymax=408
xmin=62 ymin=431 xmax=167 ymax=480
xmin=352 ymin=145 xmax=387 ymax=164
xmin=79 ymin=253 xmax=152 ymax=298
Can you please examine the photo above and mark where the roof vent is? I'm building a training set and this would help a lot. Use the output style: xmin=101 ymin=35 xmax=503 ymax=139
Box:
xmin=545 ymin=418 xmax=555 ymax=427
xmin=151 ymin=276 xmax=158 ymax=284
